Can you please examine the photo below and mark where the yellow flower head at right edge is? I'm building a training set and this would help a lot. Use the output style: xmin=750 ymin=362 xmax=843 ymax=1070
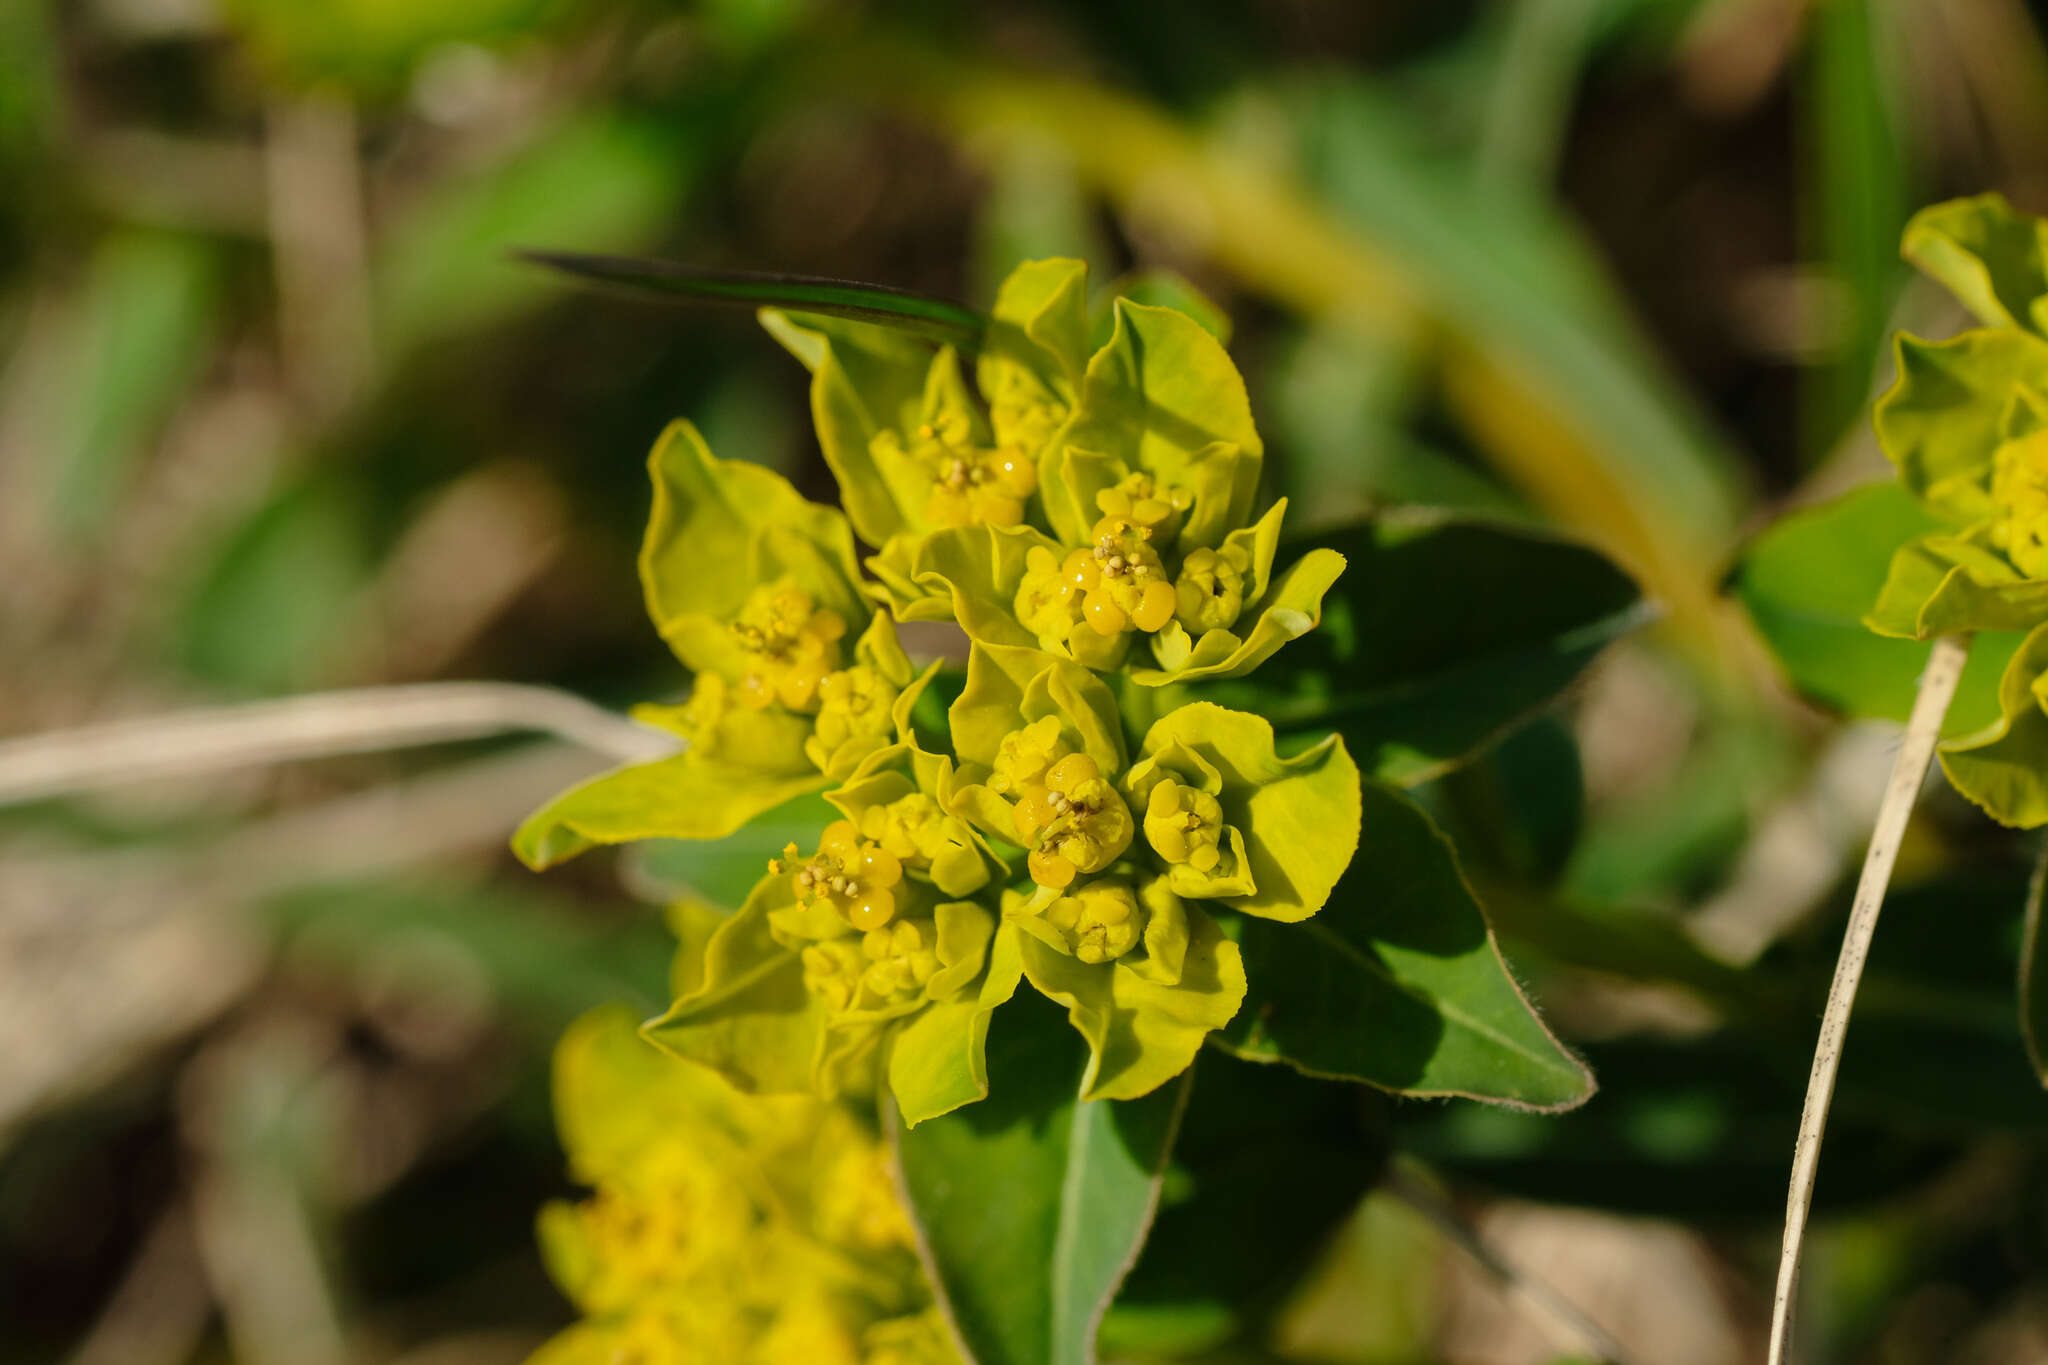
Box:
xmin=528 ymin=1006 xmax=959 ymax=1365
xmin=1861 ymin=194 xmax=2048 ymax=828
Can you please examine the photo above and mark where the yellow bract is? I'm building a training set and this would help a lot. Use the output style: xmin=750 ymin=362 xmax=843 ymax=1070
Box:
xmin=1992 ymin=430 xmax=2048 ymax=579
xmin=731 ymin=584 xmax=848 ymax=712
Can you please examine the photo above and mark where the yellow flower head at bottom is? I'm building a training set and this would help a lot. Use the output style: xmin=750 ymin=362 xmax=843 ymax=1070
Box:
xmin=1011 ymin=751 xmax=1133 ymax=889
xmin=1992 ymin=429 xmax=2048 ymax=579
xmin=772 ymin=820 xmax=905 ymax=930
xmin=731 ymin=584 xmax=847 ymax=712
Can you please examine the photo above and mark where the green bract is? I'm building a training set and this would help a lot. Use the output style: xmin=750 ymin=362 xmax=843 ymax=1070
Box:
xmin=1869 ymin=197 xmax=2048 ymax=644
xmin=1852 ymin=195 xmax=2048 ymax=827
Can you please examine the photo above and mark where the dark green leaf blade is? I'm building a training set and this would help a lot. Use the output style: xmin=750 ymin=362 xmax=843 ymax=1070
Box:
xmin=893 ymin=993 xmax=1188 ymax=1365
xmin=517 ymin=250 xmax=986 ymax=346
xmin=1213 ymin=509 xmax=1644 ymax=785
xmin=1733 ymin=480 xmax=2013 ymax=737
xmin=2027 ymin=846 xmax=2048 ymax=1087
xmin=1215 ymin=781 xmax=1592 ymax=1110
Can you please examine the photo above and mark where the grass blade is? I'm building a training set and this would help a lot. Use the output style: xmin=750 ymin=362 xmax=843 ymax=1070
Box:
xmin=517 ymin=250 xmax=986 ymax=345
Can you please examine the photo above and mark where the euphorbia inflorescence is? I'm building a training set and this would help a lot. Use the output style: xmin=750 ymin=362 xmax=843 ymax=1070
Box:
xmin=517 ymin=256 xmax=1363 ymax=1124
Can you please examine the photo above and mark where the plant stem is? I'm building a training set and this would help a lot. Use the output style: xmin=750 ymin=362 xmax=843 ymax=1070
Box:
xmin=1766 ymin=633 xmax=1969 ymax=1365
xmin=0 ymin=682 xmax=679 ymax=808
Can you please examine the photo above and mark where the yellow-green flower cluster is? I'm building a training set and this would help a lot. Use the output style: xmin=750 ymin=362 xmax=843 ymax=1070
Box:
xmin=529 ymin=1009 xmax=958 ymax=1365
xmin=517 ymin=259 xmax=1363 ymax=1124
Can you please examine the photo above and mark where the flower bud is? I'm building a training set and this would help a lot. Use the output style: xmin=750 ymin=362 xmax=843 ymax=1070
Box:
xmin=1042 ymin=879 xmax=1144 ymax=964
xmin=812 ymin=666 xmax=898 ymax=759
xmin=860 ymin=919 xmax=941 ymax=1004
xmin=1173 ymin=544 xmax=1249 ymax=634
xmin=1143 ymin=780 xmax=1227 ymax=872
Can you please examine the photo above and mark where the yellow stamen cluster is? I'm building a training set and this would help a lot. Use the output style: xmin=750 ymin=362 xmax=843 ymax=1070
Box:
xmin=731 ymin=584 xmax=847 ymax=712
xmin=1042 ymin=879 xmax=1144 ymax=964
xmin=772 ymin=820 xmax=905 ymax=930
xmin=813 ymin=666 xmax=899 ymax=757
xmin=910 ymin=416 xmax=1037 ymax=529
xmin=1992 ymin=430 xmax=2048 ymax=579
xmin=1011 ymin=751 xmax=1133 ymax=888
xmin=1143 ymin=781 xmax=1227 ymax=871
xmin=1173 ymin=543 xmax=1249 ymax=634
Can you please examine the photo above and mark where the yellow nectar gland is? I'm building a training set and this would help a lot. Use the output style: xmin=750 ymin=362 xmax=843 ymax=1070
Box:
xmin=1043 ymin=879 xmax=1143 ymax=964
xmin=1070 ymin=516 xmax=1177 ymax=637
xmin=1144 ymin=781 xmax=1226 ymax=872
xmin=1992 ymin=430 xmax=2048 ymax=579
xmin=1010 ymin=751 xmax=1133 ymax=889
xmin=913 ymin=419 xmax=1037 ymax=529
xmin=771 ymin=820 xmax=904 ymax=930
xmin=730 ymin=585 xmax=846 ymax=713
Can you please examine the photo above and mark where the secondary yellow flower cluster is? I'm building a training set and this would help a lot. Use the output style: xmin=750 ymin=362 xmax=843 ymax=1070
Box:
xmin=530 ymin=1009 xmax=958 ymax=1365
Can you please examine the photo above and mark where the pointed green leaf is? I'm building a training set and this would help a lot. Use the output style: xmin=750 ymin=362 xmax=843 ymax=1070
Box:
xmin=1215 ymin=781 xmax=1591 ymax=1109
xmin=1231 ymin=510 xmax=1642 ymax=784
xmin=893 ymin=993 xmax=1190 ymax=1365
xmin=1900 ymin=193 xmax=2048 ymax=334
xmin=521 ymin=250 xmax=986 ymax=344
xmin=1734 ymin=480 xmax=2013 ymax=736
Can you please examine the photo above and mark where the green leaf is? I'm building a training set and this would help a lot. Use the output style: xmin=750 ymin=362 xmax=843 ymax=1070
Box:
xmin=1940 ymin=623 xmax=2048 ymax=828
xmin=1102 ymin=1051 xmax=1384 ymax=1356
xmin=1018 ymin=904 xmax=1247 ymax=1102
xmin=1215 ymin=781 xmax=1591 ymax=1109
xmin=1872 ymin=329 xmax=2048 ymax=521
xmin=511 ymin=752 xmax=828 ymax=871
xmin=1129 ymin=703 xmax=1361 ymax=921
xmin=1231 ymin=510 xmax=1642 ymax=784
xmin=637 ymin=419 xmax=868 ymax=677
xmin=1100 ymin=270 xmax=1232 ymax=347
xmin=1734 ymin=480 xmax=2013 ymax=736
xmin=522 ymin=251 xmax=986 ymax=346
xmin=893 ymin=992 xmax=1189 ymax=1365
xmin=642 ymin=881 xmax=825 ymax=1094
xmin=1901 ymin=193 xmax=2048 ymax=334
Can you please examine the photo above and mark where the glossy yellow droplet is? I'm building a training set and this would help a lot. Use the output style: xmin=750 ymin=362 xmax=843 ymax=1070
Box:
xmin=1013 ymin=788 xmax=1060 ymax=843
xmin=1131 ymin=578 xmax=1177 ymax=632
xmin=1064 ymin=548 xmax=1101 ymax=594
xmin=1029 ymin=848 xmax=1078 ymax=888
xmin=846 ymin=888 xmax=896 ymax=930
xmin=1083 ymin=590 xmax=1128 ymax=636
